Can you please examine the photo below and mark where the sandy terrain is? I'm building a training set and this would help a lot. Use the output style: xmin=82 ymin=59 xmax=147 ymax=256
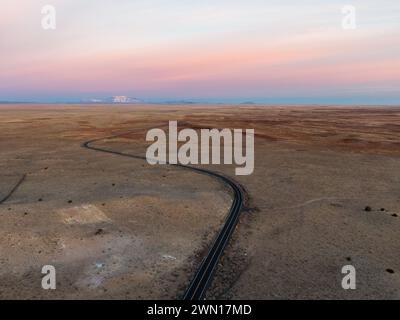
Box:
xmin=0 ymin=104 xmax=399 ymax=299
xmin=0 ymin=105 xmax=232 ymax=299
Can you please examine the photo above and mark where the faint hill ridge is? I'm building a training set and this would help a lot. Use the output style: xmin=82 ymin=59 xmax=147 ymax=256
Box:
xmin=82 ymin=96 xmax=142 ymax=104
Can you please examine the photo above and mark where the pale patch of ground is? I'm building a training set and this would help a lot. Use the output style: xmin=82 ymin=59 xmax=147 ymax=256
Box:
xmin=59 ymin=204 xmax=111 ymax=225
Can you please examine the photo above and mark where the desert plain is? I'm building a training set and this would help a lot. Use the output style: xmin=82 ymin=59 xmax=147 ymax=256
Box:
xmin=0 ymin=104 xmax=399 ymax=299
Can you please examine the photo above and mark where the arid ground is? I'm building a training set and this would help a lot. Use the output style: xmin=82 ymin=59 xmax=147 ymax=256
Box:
xmin=0 ymin=104 xmax=399 ymax=299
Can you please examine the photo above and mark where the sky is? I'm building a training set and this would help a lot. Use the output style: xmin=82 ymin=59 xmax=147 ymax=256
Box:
xmin=1 ymin=0 xmax=399 ymax=104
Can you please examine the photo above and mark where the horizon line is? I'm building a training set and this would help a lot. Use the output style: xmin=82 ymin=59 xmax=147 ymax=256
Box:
xmin=1 ymin=101 xmax=399 ymax=107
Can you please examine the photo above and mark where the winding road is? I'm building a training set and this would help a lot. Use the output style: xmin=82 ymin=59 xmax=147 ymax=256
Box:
xmin=82 ymin=129 xmax=245 ymax=300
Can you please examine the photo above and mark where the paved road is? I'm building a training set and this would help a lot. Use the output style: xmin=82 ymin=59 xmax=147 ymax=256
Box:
xmin=82 ymin=129 xmax=246 ymax=300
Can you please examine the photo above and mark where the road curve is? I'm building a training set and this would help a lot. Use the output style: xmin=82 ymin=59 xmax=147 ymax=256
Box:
xmin=82 ymin=129 xmax=245 ymax=300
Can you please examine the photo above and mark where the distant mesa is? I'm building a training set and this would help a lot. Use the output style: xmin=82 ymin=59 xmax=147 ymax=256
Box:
xmin=82 ymin=96 xmax=142 ymax=104
xmin=240 ymin=101 xmax=256 ymax=105
xmin=0 ymin=100 xmax=32 ymax=104
xmin=109 ymin=96 xmax=142 ymax=103
xmin=86 ymin=99 xmax=103 ymax=103
xmin=162 ymin=100 xmax=197 ymax=105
